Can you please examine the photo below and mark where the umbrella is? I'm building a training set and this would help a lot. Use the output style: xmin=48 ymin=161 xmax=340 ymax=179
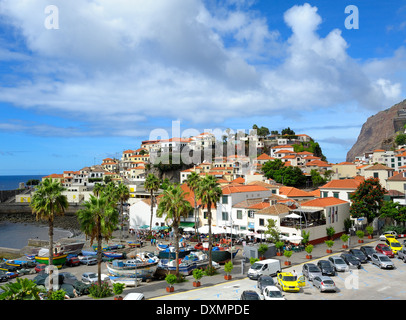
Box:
xmin=183 ymin=227 xmax=195 ymax=232
xmin=286 ymin=235 xmax=303 ymax=244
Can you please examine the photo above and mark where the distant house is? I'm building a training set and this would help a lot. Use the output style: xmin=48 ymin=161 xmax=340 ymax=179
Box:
xmin=363 ymin=163 xmax=394 ymax=185
xmin=319 ymin=179 xmax=362 ymax=202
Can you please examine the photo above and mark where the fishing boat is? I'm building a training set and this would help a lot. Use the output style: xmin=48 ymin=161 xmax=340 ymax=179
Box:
xmin=106 ymin=259 xmax=159 ymax=281
xmin=34 ymin=248 xmax=68 ymax=268
xmin=156 ymin=244 xmax=194 ymax=259
xmin=58 ymin=242 xmax=85 ymax=255
xmin=92 ymin=244 xmax=125 ymax=252
xmin=155 ymin=259 xmax=197 ymax=278
xmin=194 ymin=243 xmax=239 ymax=264
xmin=4 ymin=259 xmax=36 ymax=269
xmin=109 ymin=276 xmax=142 ymax=287
xmin=127 ymin=240 xmax=143 ymax=248
xmin=80 ymin=250 xmax=97 ymax=256
xmin=103 ymin=252 xmax=125 ymax=259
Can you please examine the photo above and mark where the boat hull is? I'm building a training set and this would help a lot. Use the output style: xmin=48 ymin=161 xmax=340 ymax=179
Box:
xmin=106 ymin=262 xmax=158 ymax=281
xmin=109 ymin=276 xmax=142 ymax=287
xmin=34 ymin=254 xmax=68 ymax=267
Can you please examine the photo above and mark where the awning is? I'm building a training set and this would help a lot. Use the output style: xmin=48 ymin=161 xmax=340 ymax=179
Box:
xmin=180 ymin=222 xmax=195 ymax=228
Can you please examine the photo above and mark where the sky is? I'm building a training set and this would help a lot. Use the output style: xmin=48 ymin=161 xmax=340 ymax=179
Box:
xmin=0 ymin=0 xmax=405 ymax=175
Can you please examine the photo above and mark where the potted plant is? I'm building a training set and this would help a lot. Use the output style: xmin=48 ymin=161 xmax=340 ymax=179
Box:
xmin=165 ymin=274 xmax=177 ymax=292
xmin=224 ymin=261 xmax=234 ymax=280
xmin=258 ymin=244 xmax=268 ymax=260
xmin=340 ymin=233 xmax=349 ymax=249
xmin=305 ymin=244 xmax=313 ymax=259
xmin=326 ymin=227 xmax=335 ymax=240
xmin=283 ymin=250 xmax=292 ymax=266
xmin=192 ymin=268 xmax=203 ymax=287
xmin=112 ymin=282 xmax=125 ymax=300
xmin=356 ymin=230 xmax=365 ymax=243
xmin=325 ymin=240 xmax=334 ymax=253
xmin=366 ymin=226 xmax=374 ymax=239
xmin=275 ymin=241 xmax=284 ymax=256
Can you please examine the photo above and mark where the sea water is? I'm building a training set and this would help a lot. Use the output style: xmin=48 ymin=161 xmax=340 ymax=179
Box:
xmin=0 ymin=175 xmax=46 ymax=191
xmin=0 ymin=221 xmax=72 ymax=249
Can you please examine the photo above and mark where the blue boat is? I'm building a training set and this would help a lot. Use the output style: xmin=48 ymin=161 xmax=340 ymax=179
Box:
xmin=81 ymin=250 xmax=97 ymax=256
xmin=103 ymin=252 xmax=125 ymax=259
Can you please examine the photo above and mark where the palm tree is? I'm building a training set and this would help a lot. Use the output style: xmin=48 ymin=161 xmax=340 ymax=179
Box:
xmin=93 ymin=183 xmax=104 ymax=198
xmin=196 ymin=175 xmax=222 ymax=270
xmin=30 ymin=178 xmax=69 ymax=291
xmin=156 ymin=184 xmax=192 ymax=276
xmin=76 ymin=195 xmax=119 ymax=286
xmin=116 ymin=183 xmax=130 ymax=241
xmin=144 ymin=173 xmax=160 ymax=233
xmin=185 ymin=172 xmax=201 ymax=237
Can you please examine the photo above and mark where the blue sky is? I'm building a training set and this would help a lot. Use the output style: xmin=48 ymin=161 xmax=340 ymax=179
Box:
xmin=0 ymin=0 xmax=405 ymax=175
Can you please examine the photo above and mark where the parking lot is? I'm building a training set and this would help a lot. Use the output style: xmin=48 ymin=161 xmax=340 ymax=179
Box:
xmin=153 ymin=242 xmax=406 ymax=300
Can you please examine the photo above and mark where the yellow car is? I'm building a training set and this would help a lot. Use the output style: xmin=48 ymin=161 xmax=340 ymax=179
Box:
xmin=276 ymin=272 xmax=306 ymax=292
xmin=386 ymin=238 xmax=403 ymax=254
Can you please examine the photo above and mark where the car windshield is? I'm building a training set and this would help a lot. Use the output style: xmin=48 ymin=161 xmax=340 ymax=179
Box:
xmin=260 ymin=278 xmax=274 ymax=285
xmin=88 ymin=273 xmax=97 ymax=278
xmin=352 ymin=251 xmax=363 ymax=256
xmin=251 ymin=263 xmax=263 ymax=270
xmin=323 ymin=280 xmax=334 ymax=285
xmin=244 ymin=293 xmax=260 ymax=300
xmin=334 ymin=258 xmax=345 ymax=264
xmin=364 ymin=248 xmax=374 ymax=254
xmin=382 ymin=246 xmax=391 ymax=251
xmin=308 ymin=266 xmax=320 ymax=272
xmin=267 ymin=290 xmax=283 ymax=298
xmin=347 ymin=256 xmax=358 ymax=263
xmin=379 ymin=256 xmax=391 ymax=262
xmin=282 ymin=276 xmax=296 ymax=281
xmin=391 ymin=242 xmax=401 ymax=247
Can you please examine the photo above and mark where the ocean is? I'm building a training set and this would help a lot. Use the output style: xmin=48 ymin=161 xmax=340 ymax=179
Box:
xmin=0 ymin=175 xmax=46 ymax=191
xmin=0 ymin=221 xmax=73 ymax=249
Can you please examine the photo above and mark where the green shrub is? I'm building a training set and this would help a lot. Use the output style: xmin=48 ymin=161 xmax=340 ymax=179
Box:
xmin=325 ymin=240 xmax=334 ymax=248
xmin=305 ymin=244 xmax=314 ymax=254
xmin=112 ymin=282 xmax=125 ymax=296
xmin=88 ymin=281 xmax=112 ymax=299
xmin=340 ymin=233 xmax=349 ymax=243
xmin=48 ymin=289 xmax=66 ymax=300
xmin=165 ymin=274 xmax=177 ymax=287
xmin=356 ymin=230 xmax=364 ymax=239
xmin=192 ymin=268 xmax=204 ymax=281
xmin=250 ymin=257 xmax=260 ymax=265
xmin=224 ymin=261 xmax=234 ymax=275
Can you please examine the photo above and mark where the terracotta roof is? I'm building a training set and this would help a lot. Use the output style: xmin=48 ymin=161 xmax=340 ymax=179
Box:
xmin=301 ymin=197 xmax=349 ymax=207
xmin=233 ymin=198 xmax=263 ymax=208
xmin=222 ymin=184 xmax=270 ymax=195
xmin=335 ymin=162 xmax=356 ymax=165
xmin=388 ymin=171 xmax=406 ymax=181
xmin=320 ymin=179 xmax=362 ymax=189
xmin=247 ymin=181 xmax=280 ymax=189
xmin=279 ymin=186 xmax=314 ymax=198
xmin=306 ymin=160 xmax=331 ymax=167
xmin=256 ymin=153 xmax=274 ymax=160
xmin=256 ymin=203 xmax=291 ymax=216
xmin=231 ymin=177 xmax=245 ymax=184
xmin=364 ymin=164 xmax=394 ymax=171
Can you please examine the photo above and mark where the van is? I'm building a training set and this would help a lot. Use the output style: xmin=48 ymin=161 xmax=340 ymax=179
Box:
xmin=248 ymin=259 xmax=281 ymax=280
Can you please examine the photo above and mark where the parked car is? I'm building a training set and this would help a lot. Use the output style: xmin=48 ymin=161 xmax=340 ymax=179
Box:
xmin=262 ymin=286 xmax=285 ymax=300
xmin=340 ymin=253 xmax=361 ymax=269
xmin=385 ymin=238 xmax=403 ymax=254
xmin=349 ymin=249 xmax=368 ymax=263
xmin=328 ymin=256 xmax=349 ymax=272
xmin=257 ymin=275 xmax=275 ymax=292
xmin=60 ymin=272 xmax=78 ymax=285
xmin=360 ymin=246 xmax=376 ymax=260
xmin=0 ymin=271 xmax=9 ymax=282
xmin=240 ymin=290 xmax=261 ymax=300
xmin=312 ymin=276 xmax=337 ymax=292
xmin=80 ymin=256 xmax=97 ymax=265
xmin=302 ymin=263 xmax=322 ymax=282
xmin=81 ymin=272 xmax=98 ymax=284
xmin=371 ymin=253 xmax=395 ymax=269
xmin=0 ymin=263 xmax=17 ymax=273
xmin=379 ymin=231 xmax=397 ymax=241
xmin=398 ymin=248 xmax=406 ymax=262
xmin=123 ymin=293 xmax=145 ymax=300
xmin=65 ymin=256 xmax=81 ymax=267
xmin=317 ymin=260 xmax=335 ymax=276
xmin=277 ymin=272 xmax=306 ymax=292
xmin=375 ymin=244 xmax=394 ymax=258
xmin=35 ymin=264 xmax=47 ymax=273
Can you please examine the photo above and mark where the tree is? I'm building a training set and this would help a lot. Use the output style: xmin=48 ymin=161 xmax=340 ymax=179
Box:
xmin=262 ymin=159 xmax=306 ymax=187
xmin=116 ymin=183 xmax=130 ymax=242
xmin=156 ymin=184 xmax=192 ymax=276
xmin=30 ymin=178 xmax=69 ymax=292
xmin=196 ymin=175 xmax=223 ymax=271
xmin=265 ymin=218 xmax=281 ymax=242
xmin=281 ymin=127 xmax=295 ymax=136
xmin=144 ymin=173 xmax=160 ymax=233
xmin=380 ymin=200 xmax=406 ymax=224
xmin=395 ymin=133 xmax=406 ymax=146
xmin=185 ymin=172 xmax=202 ymax=237
xmin=311 ymin=169 xmax=326 ymax=187
xmin=76 ymin=194 xmax=119 ymax=287
xmin=350 ymin=178 xmax=386 ymax=223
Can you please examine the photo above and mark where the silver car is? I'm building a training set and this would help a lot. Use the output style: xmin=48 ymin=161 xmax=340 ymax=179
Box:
xmin=81 ymin=272 xmax=98 ymax=284
xmin=312 ymin=275 xmax=337 ymax=292
xmin=371 ymin=253 xmax=395 ymax=269
xmin=328 ymin=256 xmax=350 ymax=272
xmin=302 ymin=263 xmax=322 ymax=282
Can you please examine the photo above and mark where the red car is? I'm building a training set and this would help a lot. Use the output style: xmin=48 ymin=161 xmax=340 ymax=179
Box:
xmin=35 ymin=264 xmax=47 ymax=273
xmin=65 ymin=257 xmax=80 ymax=267
xmin=375 ymin=244 xmax=394 ymax=258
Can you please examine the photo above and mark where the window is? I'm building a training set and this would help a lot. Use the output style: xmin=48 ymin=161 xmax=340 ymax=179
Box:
xmin=222 ymin=196 xmax=228 ymax=204
xmin=248 ymin=210 xmax=255 ymax=218
xmin=222 ymin=212 xmax=228 ymax=221
xmin=259 ymin=219 xmax=265 ymax=226
xmin=237 ymin=210 xmax=243 ymax=220
xmin=373 ymin=172 xmax=378 ymax=178
xmin=333 ymin=192 xmax=339 ymax=198
xmin=322 ymin=191 xmax=328 ymax=198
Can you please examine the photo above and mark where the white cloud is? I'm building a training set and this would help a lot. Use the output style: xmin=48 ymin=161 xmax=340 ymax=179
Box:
xmin=0 ymin=1 xmax=403 ymax=138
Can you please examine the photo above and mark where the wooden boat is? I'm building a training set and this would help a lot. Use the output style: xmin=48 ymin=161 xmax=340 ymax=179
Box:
xmin=128 ymin=241 xmax=143 ymax=248
xmin=155 ymin=259 xmax=196 ymax=278
xmin=103 ymin=252 xmax=125 ymax=259
xmin=58 ymin=242 xmax=85 ymax=255
xmin=34 ymin=254 xmax=68 ymax=268
xmin=81 ymin=250 xmax=97 ymax=256
xmin=109 ymin=276 xmax=142 ymax=287
xmin=106 ymin=259 xmax=158 ymax=281
xmin=92 ymin=244 xmax=125 ymax=252
xmin=156 ymin=244 xmax=194 ymax=259
xmin=193 ymin=243 xmax=239 ymax=264
xmin=4 ymin=259 xmax=36 ymax=269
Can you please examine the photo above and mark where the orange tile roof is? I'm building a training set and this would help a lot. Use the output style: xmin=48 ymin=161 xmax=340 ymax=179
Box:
xmin=320 ymin=179 xmax=362 ymax=189
xmin=222 ymin=184 xmax=270 ymax=195
xmin=301 ymin=197 xmax=349 ymax=207
xmin=231 ymin=177 xmax=245 ymax=184
xmin=248 ymin=202 xmax=272 ymax=210
xmin=256 ymin=153 xmax=274 ymax=160
xmin=364 ymin=164 xmax=394 ymax=171
xmin=306 ymin=160 xmax=331 ymax=167
xmin=256 ymin=203 xmax=291 ymax=216
xmin=279 ymin=186 xmax=314 ymax=198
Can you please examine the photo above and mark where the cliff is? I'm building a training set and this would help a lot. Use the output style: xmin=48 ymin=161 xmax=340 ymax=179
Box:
xmin=346 ymin=99 xmax=406 ymax=162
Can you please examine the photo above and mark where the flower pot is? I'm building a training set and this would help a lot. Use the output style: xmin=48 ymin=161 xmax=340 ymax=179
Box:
xmin=358 ymin=239 xmax=364 ymax=243
xmin=193 ymin=281 xmax=201 ymax=287
xmin=326 ymin=249 xmax=332 ymax=253
xmin=342 ymin=245 xmax=348 ymax=249
xmin=276 ymin=252 xmax=282 ymax=256
xmin=224 ymin=275 xmax=232 ymax=280
xmin=114 ymin=296 xmax=123 ymax=300
xmin=368 ymin=235 xmax=373 ymax=239
xmin=306 ymin=255 xmax=312 ymax=259
xmin=166 ymin=286 xmax=174 ymax=292
xmin=284 ymin=261 xmax=291 ymax=266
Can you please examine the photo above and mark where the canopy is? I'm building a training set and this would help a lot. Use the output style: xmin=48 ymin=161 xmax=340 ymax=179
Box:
xmin=198 ymin=226 xmax=224 ymax=234
xmin=286 ymin=235 xmax=303 ymax=243
xmin=285 ymin=213 xmax=301 ymax=219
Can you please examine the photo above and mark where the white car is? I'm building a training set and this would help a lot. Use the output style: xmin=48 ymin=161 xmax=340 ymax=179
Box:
xmin=379 ymin=231 xmax=398 ymax=241
xmin=123 ymin=293 xmax=145 ymax=300
xmin=81 ymin=272 xmax=98 ymax=284
xmin=262 ymin=286 xmax=285 ymax=300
